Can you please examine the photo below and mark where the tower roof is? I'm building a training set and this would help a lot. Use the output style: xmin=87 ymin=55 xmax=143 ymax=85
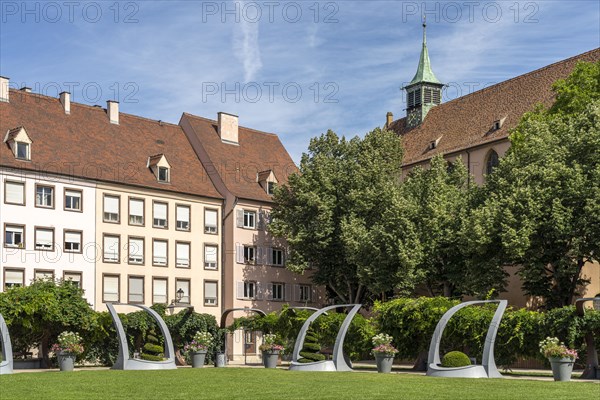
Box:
xmin=408 ymin=22 xmax=441 ymax=86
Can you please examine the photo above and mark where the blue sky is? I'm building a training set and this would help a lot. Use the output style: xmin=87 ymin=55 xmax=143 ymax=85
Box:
xmin=1 ymin=1 xmax=598 ymax=162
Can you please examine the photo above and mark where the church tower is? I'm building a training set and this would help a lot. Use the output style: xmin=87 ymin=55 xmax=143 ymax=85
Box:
xmin=405 ymin=21 xmax=443 ymax=129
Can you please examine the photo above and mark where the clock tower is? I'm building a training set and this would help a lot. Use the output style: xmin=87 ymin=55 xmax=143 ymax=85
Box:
xmin=405 ymin=21 xmax=443 ymax=129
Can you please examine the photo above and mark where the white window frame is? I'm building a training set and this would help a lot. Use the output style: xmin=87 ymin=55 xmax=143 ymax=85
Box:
xmin=4 ymin=225 xmax=24 ymax=248
xmin=4 ymin=268 xmax=24 ymax=289
xmin=153 ymin=202 xmax=168 ymax=228
xmin=103 ymin=195 xmax=120 ymax=223
xmin=15 ymin=141 xmax=30 ymax=160
xmin=152 ymin=278 xmax=168 ymax=304
xmin=204 ymin=209 xmax=218 ymax=234
xmin=244 ymin=281 xmax=256 ymax=299
xmin=103 ymin=235 xmax=120 ymax=263
xmin=271 ymin=282 xmax=284 ymax=301
xmin=64 ymin=189 xmax=82 ymax=211
xmin=153 ymin=239 xmax=168 ymax=266
xmin=158 ymin=166 xmax=169 ymax=183
xmin=4 ymin=181 xmax=25 ymax=205
xmin=128 ymin=276 xmax=144 ymax=304
xmin=176 ymin=205 xmax=190 ymax=231
xmin=299 ymin=284 xmax=311 ymax=302
xmin=128 ymin=237 xmax=144 ymax=264
xmin=175 ymin=279 xmax=191 ymax=304
xmin=64 ymin=231 xmax=82 ymax=253
xmin=271 ymin=248 xmax=284 ymax=266
xmin=35 ymin=185 xmax=54 ymax=208
xmin=129 ymin=198 xmax=144 ymax=226
xmin=204 ymin=245 xmax=218 ymax=270
xmin=243 ymin=245 xmax=256 ymax=264
xmin=243 ymin=210 xmax=256 ymax=229
xmin=34 ymin=227 xmax=54 ymax=251
xmin=63 ymin=271 xmax=82 ymax=288
xmin=204 ymin=281 xmax=218 ymax=306
xmin=175 ymin=242 xmax=190 ymax=268
xmin=103 ymin=274 xmax=120 ymax=303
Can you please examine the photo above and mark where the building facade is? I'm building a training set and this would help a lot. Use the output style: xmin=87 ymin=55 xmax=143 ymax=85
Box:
xmin=385 ymin=27 xmax=600 ymax=307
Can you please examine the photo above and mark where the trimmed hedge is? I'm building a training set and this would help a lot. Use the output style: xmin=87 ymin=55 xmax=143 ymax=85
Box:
xmin=441 ymin=351 xmax=471 ymax=367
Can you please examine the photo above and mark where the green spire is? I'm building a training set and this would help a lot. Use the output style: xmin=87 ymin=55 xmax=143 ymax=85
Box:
xmin=409 ymin=22 xmax=441 ymax=86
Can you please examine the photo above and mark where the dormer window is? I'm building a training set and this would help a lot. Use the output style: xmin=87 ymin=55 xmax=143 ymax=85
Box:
xmin=147 ymin=154 xmax=171 ymax=183
xmin=267 ymin=182 xmax=276 ymax=195
xmin=16 ymin=142 xmax=30 ymax=160
xmin=257 ymin=170 xmax=278 ymax=196
xmin=158 ymin=167 xmax=169 ymax=183
xmin=4 ymin=126 xmax=32 ymax=161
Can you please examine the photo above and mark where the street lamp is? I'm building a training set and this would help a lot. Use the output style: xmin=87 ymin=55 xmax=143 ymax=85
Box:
xmin=167 ymin=288 xmax=186 ymax=315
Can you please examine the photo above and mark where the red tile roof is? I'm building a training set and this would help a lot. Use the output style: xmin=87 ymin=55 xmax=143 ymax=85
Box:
xmin=389 ymin=48 xmax=600 ymax=165
xmin=181 ymin=113 xmax=297 ymax=203
xmin=0 ymin=91 xmax=222 ymax=199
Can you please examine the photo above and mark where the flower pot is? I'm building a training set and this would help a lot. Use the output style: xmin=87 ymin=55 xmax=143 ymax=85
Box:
xmin=57 ymin=351 xmax=76 ymax=372
xmin=191 ymin=351 xmax=207 ymax=368
xmin=375 ymin=353 xmax=394 ymax=373
xmin=214 ymin=352 xmax=226 ymax=368
xmin=262 ymin=350 xmax=280 ymax=369
xmin=549 ymin=357 xmax=574 ymax=381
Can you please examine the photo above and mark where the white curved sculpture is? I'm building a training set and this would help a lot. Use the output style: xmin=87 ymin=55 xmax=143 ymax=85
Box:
xmin=289 ymin=304 xmax=362 ymax=372
xmin=0 ymin=313 xmax=13 ymax=374
xmin=107 ymin=303 xmax=176 ymax=370
xmin=427 ymin=300 xmax=507 ymax=378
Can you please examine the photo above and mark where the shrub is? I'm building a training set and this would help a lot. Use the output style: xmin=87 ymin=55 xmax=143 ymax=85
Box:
xmin=141 ymin=328 xmax=164 ymax=361
xmin=441 ymin=351 xmax=471 ymax=367
xmin=298 ymin=328 xmax=326 ymax=363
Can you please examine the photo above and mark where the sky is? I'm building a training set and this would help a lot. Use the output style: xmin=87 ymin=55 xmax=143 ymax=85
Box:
xmin=1 ymin=0 xmax=598 ymax=162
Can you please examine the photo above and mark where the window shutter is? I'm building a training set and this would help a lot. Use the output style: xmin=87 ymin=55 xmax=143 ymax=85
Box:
xmin=5 ymin=182 xmax=24 ymax=204
xmin=205 ymin=281 xmax=217 ymax=299
xmin=256 ymin=247 xmax=263 ymax=265
xmin=177 ymin=205 xmax=190 ymax=222
xmin=176 ymin=243 xmax=189 ymax=265
xmin=129 ymin=277 xmax=144 ymax=302
xmin=311 ymin=287 xmax=317 ymax=303
xmin=65 ymin=232 xmax=81 ymax=244
xmin=267 ymin=247 xmax=273 ymax=265
xmin=267 ymin=283 xmax=274 ymax=300
xmin=205 ymin=246 xmax=217 ymax=263
xmin=236 ymin=243 xmax=244 ymax=264
xmin=153 ymin=279 xmax=167 ymax=303
xmin=5 ymin=270 xmax=23 ymax=285
xmin=36 ymin=229 xmax=53 ymax=247
xmin=255 ymin=282 xmax=263 ymax=300
xmin=104 ymin=236 xmax=119 ymax=260
xmin=258 ymin=211 xmax=266 ymax=230
xmin=104 ymin=276 xmax=119 ymax=302
xmin=284 ymin=284 xmax=291 ymax=302
xmin=130 ymin=199 xmax=143 ymax=216
xmin=154 ymin=203 xmax=167 ymax=219
xmin=236 ymin=281 xmax=244 ymax=299
xmin=105 ymin=196 xmax=119 ymax=213
xmin=205 ymin=209 xmax=217 ymax=227
xmin=236 ymin=209 xmax=244 ymax=227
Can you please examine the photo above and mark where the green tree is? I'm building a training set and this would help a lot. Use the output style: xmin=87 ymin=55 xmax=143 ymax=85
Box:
xmin=478 ymin=61 xmax=600 ymax=308
xmin=0 ymin=279 xmax=97 ymax=367
xmin=270 ymin=128 xmax=407 ymax=303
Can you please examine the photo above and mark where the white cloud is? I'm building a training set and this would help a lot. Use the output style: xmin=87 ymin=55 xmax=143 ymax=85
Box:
xmin=233 ymin=18 xmax=262 ymax=82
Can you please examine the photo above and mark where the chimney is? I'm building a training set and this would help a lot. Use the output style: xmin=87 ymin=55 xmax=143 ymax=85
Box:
xmin=60 ymin=92 xmax=71 ymax=114
xmin=20 ymin=87 xmax=31 ymax=93
xmin=386 ymin=112 xmax=393 ymax=128
xmin=107 ymin=100 xmax=119 ymax=125
xmin=217 ymin=112 xmax=239 ymax=144
xmin=0 ymin=76 xmax=9 ymax=102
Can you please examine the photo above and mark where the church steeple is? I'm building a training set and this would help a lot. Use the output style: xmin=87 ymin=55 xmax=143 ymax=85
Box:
xmin=405 ymin=20 xmax=443 ymax=129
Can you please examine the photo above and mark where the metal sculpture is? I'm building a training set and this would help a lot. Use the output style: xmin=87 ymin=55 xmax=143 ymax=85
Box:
xmin=575 ymin=297 xmax=600 ymax=379
xmin=107 ymin=303 xmax=176 ymax=370
xmin=427 ymin=300 xmax=507 ymax=378
xmin=289 ymin=304 xmax=362 ymax=372
xmin=0 ymin=313 xmax=13 ymax=374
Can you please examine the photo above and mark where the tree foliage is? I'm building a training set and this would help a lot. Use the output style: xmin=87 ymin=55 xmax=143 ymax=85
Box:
xmin=477 ymin=61 xmax=600 ymax=308
xmin=270 ymin=128 xmax=406 ymax=303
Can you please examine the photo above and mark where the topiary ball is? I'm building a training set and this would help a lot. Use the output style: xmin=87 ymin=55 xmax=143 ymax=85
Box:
xmin=441 ymin=351 xmax=471 ymax=368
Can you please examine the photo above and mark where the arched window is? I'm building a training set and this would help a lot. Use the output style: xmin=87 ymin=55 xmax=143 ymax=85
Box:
xmin=485 ymin=150 xmax=499 ymax=175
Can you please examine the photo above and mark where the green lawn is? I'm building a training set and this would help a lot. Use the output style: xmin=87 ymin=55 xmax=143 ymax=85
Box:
xmin=0 ymin=368 xmax=597 ymax=400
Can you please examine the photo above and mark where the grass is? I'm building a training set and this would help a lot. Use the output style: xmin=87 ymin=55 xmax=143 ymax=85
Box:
xmin=0 ymin=368 xmax=598 ymax=400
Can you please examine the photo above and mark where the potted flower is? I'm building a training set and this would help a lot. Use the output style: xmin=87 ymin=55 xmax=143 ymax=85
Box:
xmin=184 ymin=331 xmax=213 ymax=368
xmin=51 ymin=331 xmax=84 ymax=372
xmin=539 ymin=337 xmax=578 ymax=381
xmin=259 ymin=334 xmax=284 ymax=369
xmin=371 ymin=333 xmax=398 ymax=373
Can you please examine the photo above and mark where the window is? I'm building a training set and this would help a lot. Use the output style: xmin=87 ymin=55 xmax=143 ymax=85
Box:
xmin=64 ymin=231 xmax=82 ymax=253
xmin=271 ymin=248 xmax=284 ymax=266
xmin=152 ymin=278 xmax=168 ymax=304
xmin=129 ymin=198 xmax=144 ymax=226
xmin=34 ymin=227 xmax=54 ymax=251
xmin=4 ymin=224 xmax=24 ymax=248
xmin=103 ymin=235 xmax=120 ymax=263
xmin=204 ymin=209 xmax=218 ymax=234
xmin=299 ymin=285 xmax=311 ymax=302
xmin=175 ymin=242 xmax=190 ymax=268
xmin=158 ymin=167 xmax=169 ymax=183
xmin=35 ymin=185 xmax=54 ymax=208
xmin=63 ymin=271 xmax=82 ymax=288
xmin=64 ymin=189 xmax=82 ymax=211
xmin=267 ymin=182 xmax=275 ymax=195
xmin=128 ymin=237 xmax=144 ymax=264
xmin=204 ymin=245 xmax=218 ymax=270
xmin=204 ymin=281 xmax=218 ymax=306
xmin=271 ymin=283 xmax=284 ymax=301
xmin=153 ymin=202 xmax=168 ymax=228
xmin=16 ymin=142 xmax=29 ymax=160
xmin=103 ymin=274 xmax=120 ymax=303
xmin=128 ymin=276 xmax=144 ymax=303
xmin=4 ymin=268 xmax=24 ymax=289
xmin=4 ymin=181 xmax=25 ymax=205
xmin=153 ymin=239 xmax=168 ymax=266
xmin=486 ymin=150 xmax=500 ymax=175
xmin=175 ymin=279 xmax=190 ymax=304
xmin=103 ymin=195 xmax=120 ymax=223
xmin=176 ymin=205 xmax=190 ymax=231
xmin=34 ymin=269 xmax=54 ymax=281
xmin=243 ymin=210 xmax=256 ymax=229
xmin=243 ymin=281 xmax=256 ymax=299
xmin=243 ymin=246 xmax=256 ymax=264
